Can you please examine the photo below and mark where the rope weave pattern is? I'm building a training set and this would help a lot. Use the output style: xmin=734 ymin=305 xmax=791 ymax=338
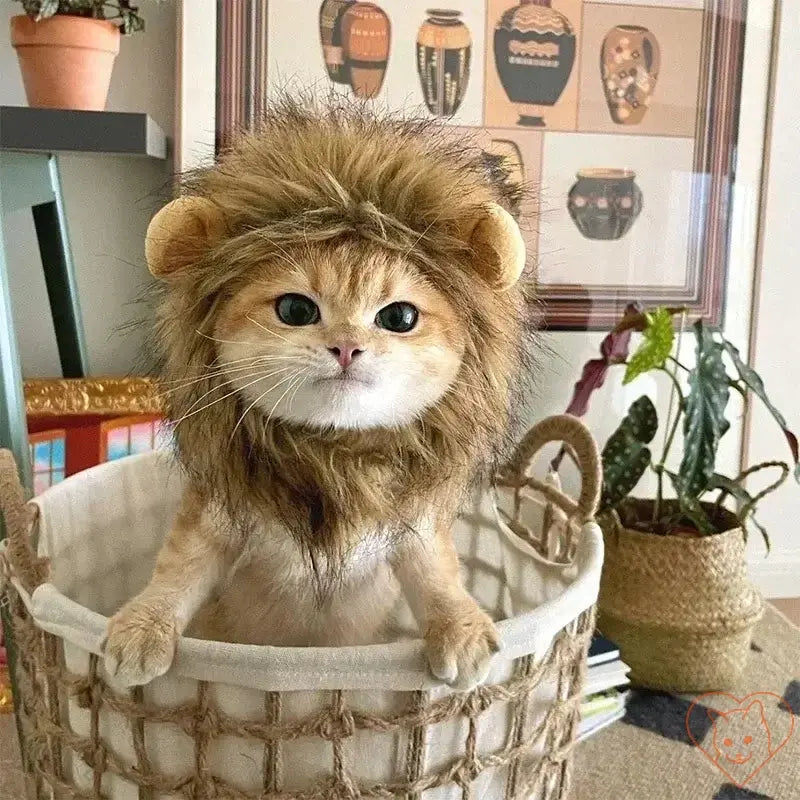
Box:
xmin=0 ymin=412 xmax=601 ymax=799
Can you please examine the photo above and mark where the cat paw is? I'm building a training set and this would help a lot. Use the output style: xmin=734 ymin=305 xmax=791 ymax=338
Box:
xmin=425 ymin=604 xmax=501 ymax=691
xmin=104 ymin=598 xmax=178 ymax=687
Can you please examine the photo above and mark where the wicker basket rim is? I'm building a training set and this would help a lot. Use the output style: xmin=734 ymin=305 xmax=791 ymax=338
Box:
xmin=6 ymin=452 xmax=606 ymax=691
xmin=602 ymin=515 xmax=745 ymax=551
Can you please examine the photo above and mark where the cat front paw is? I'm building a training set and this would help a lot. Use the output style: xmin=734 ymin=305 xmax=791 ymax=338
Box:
xmin=425 ymin=604 xmax=501 ymax=691
xmin=104 ymin=598 xmax=178 ymax=687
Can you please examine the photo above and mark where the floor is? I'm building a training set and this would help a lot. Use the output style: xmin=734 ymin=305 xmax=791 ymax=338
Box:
xmin=1 ymin=598 xmax=799 ymax=798
xmin=771 ymin=596 xmax=800 ymax=625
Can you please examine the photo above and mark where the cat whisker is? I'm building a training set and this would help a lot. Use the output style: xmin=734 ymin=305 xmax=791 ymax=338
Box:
xmin=264 ymin=368 xmax=310 ymax=428
xmin=228 ymin=367 xmax=304 ymax=443
xmin=194 ymin=329 xmax=261 ymax=348
xmin=245 ymin=315 xmax=293 ymax=344
xmin=171 ymin=367 xmax=296 ymax=428
xmin=160 ymin=357 xmax=304 ymax=392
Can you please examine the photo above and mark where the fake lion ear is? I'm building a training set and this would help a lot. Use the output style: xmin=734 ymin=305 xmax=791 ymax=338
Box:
xmin=464 ymin=203 xmax=526 ymax=292
xmin=145 ymin=196 xmax=227 ymax=279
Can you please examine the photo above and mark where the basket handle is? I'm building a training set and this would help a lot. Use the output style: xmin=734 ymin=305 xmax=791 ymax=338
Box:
xmin=496 ymin=415 xmax=602 ymax=524
xmin=0 ymin=449 xmax=47 ymax=593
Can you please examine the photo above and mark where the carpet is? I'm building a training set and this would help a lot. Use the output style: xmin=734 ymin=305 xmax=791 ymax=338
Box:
xmin=572 ymin=603 xmax=800 ymax=800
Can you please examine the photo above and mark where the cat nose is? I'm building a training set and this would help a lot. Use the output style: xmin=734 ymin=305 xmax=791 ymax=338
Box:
xmin=327 ymin=343 xmax=363 ymax=368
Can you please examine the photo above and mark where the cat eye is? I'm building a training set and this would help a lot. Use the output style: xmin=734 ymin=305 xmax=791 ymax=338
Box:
xmin=723 ymin=738 xmax=733 ymax=746
xmin=375 ymin=302 xmax=418 ymax=333
xmin=744 ymin=736 xmax=753 ymax=744
xmin=275 ymin=294 xmax=320 ymax=326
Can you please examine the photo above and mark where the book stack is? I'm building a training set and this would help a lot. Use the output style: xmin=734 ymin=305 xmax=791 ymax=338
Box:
xmin=578 ymin=633 xmax=630 ymax=741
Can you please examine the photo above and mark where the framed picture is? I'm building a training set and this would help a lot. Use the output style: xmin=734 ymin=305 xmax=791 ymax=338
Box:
xmin=23 ymin=377 xmax=167 ymax=494
xmin=177 ymin=0 xmax=775 ymax=331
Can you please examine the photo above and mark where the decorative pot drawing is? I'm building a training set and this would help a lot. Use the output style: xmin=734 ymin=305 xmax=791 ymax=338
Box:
xmin=342 ymin=2 xmax=391 ymax=99
xmin=487 ymin=138 xmax=525 ymax=189
xmin=567 ymin=168 xmax=642 ymax=240
xmin=601 ymin=25 xmax=660 ymax=125
xmin=319 ymin=0 xmax=355 ymax=84
xmin=494 ymin=0 xmax=576 ymax=127
xmin=416 ymin=9 xmax=471 ymax=117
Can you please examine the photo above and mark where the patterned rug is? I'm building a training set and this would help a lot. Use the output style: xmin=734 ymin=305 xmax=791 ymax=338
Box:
xmin=572 ymin=603 xmax=800 ymax=800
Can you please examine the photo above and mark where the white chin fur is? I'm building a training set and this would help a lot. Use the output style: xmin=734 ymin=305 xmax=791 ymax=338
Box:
xmin=266 ymin=380 xmax=423 ymax=429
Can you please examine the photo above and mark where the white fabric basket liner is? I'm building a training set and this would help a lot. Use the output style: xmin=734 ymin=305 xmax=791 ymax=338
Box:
xmin=18 ymin=450 xmax=603 ymax=692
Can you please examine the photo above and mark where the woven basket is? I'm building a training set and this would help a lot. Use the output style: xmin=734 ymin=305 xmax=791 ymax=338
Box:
xmin=0 ymin=415 xmax=603 ymax=800
xmin=597 ymin=500 xmax=764 ymax=693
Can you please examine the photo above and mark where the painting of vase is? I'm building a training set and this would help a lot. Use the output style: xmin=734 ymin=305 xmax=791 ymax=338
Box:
xmin=494 ymin=0 xmax=577 ymax=127
xmin=342 ymin=2 xmax=391 ymax=99
xmin=601 ymin=25 xmax=661 ymax=125
xmin=416 ymin=9 xmax=471 ymax=117
xmin=487 ymin=138 xmax=525 ymax=189
xmin=567 ymin=168 xmax=642 ymax=240
xmin=319 ymin=0 xmax=355 ymax=85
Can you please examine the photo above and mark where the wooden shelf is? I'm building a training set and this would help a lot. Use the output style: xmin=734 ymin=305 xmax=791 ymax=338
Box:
xmin=0 ymin=106 xmax=167 ymax=159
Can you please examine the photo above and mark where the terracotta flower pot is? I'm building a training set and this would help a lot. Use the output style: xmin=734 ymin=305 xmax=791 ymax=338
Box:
xmin=10 ymin=14 xmax=120 ymax=111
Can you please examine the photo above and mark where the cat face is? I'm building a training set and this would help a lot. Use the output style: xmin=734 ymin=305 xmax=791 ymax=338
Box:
xmin=214 ymin=240 xmax=466 ymax=430
xmin=709 ymin=700 xmax=771 ymax=765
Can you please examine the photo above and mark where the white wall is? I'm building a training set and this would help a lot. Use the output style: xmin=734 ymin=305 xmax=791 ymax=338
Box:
xmin=744 ymin=1 xmax=800 ymax=598
xmin=0 ymin=3 xmax=175 ymax=377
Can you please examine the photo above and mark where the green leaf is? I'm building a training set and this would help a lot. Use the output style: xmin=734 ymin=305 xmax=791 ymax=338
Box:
xmin=36 ymin=0 xmax=60 ymax=20
xmin=667 ymin=472 xmax=715 ymax=535
xmin=708 ymin=472 xmax=752 ymax=506
xmin=623 ymin=307 xmax=675 ymax=385
xmin=601 ymin=395 xmax=658 ymax=506
xmin=679 ymin=321 xmax=730 ymax=497
xmin=721 ymin=339 xmax=800 ymax=480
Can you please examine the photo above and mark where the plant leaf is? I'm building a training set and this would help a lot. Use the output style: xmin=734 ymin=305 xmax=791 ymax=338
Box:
xmin=721 ymin=339 xmax=800 ymax=481
xmin=708 ymin=472 xmax=752 ymax=506
xmin=623 ymin=307 xmax=675 ymax=385
xmin=667 ymin=471 xmax=715 ymax=535
xmin=36 ymin=0 xmax=60 ymax=20
xmin=679 ymin=321 xmax=730 ymax=497
xmin=601 ymin=395 xmax=658 ymax=506
xmin=564 ymin=304 xmax=638 ymax=417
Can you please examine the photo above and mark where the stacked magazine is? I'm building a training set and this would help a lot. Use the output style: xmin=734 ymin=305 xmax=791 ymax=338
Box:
xmin=578 ymin=633 xmax=630 ymax=741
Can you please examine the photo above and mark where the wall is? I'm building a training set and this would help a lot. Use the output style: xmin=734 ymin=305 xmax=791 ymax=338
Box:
xmin=0 ymin=3 xmax=175 ymax=377
xmin=743 ymin=0 xmax=800 ymax=597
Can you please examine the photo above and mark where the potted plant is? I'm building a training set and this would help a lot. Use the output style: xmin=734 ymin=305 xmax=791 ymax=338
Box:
xmin=561 ymin=305 xmax=799 ymax=691
xmin=10 ymin=1 xmax=152 ymax=111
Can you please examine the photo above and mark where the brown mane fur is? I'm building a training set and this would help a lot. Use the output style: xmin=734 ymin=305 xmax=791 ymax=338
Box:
xmin=154 ymin=99 xmax=535 ymax=589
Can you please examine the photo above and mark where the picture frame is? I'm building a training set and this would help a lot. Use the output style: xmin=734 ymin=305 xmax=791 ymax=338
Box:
xmin=176 ymin=0 xmax=776 ymax=332
xmin=23 ymin=377 xmax=165 ymax=494
xmin=0 ymin=377 xmax=166 ymax=713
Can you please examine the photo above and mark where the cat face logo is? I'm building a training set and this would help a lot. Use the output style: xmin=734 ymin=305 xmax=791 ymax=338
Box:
xmin=686 ymin=692 xmax=795 ymax=787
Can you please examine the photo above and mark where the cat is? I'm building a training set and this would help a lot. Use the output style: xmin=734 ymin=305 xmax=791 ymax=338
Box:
xmin=708 ymin=700 xmax=774 ymax=769
xmin=103 ymin=100 xmax=532 ymax=691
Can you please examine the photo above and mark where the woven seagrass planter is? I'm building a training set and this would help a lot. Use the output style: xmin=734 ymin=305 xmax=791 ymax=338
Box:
xmin=0 ymin=416 xmax=604 ymax=800
xmin=597 ymin=500 xmax=764 ymax=693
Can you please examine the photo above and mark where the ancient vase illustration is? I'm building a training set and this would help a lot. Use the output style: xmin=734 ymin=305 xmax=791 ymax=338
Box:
xmin=341 ymin=2 xmax=391 ymax=99
xmin=567 ymin=168 xmax=642 ymax=240
xmin=494 ymin=0 xmax=576 ymax=127
xmin=319 ymin=0 xmax=355 ymax=84
xmin=416 ymin=10 xmax=471 ymax=117
xmin=601 ymin=25 xmax=660 ymax=125
xmin=487 ymin=139 xmax=525 ymax=188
